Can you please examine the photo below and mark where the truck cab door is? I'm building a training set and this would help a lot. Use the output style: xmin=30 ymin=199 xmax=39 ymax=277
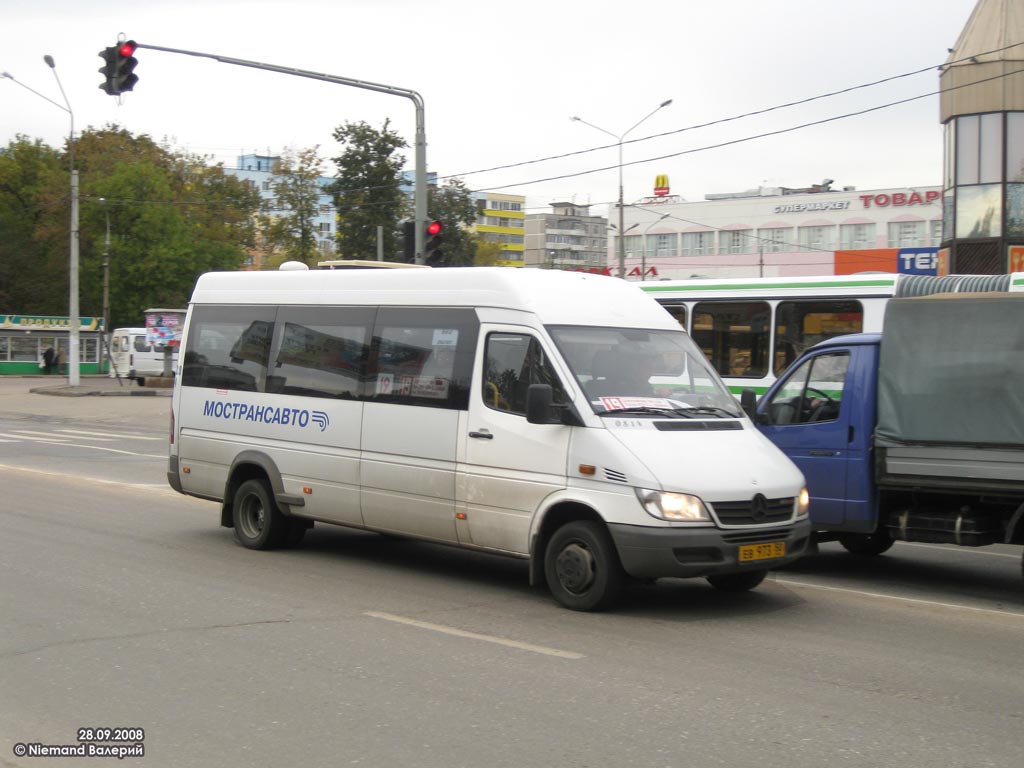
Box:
xmin=756 ymin=350 xmax=853 ymax=526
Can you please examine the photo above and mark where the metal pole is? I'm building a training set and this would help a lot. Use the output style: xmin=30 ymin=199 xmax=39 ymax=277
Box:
xmin=102 ymin=205 xmax=110 ymax=354
xmin=44 ymin=56 xmax=79 ymax=385
xmin=570 ymin=100 xmax=671 ymax=280
xmin=134 ymin=42 xmax=429 ymax=264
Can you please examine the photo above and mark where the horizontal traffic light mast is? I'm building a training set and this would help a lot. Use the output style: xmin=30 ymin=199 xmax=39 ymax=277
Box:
xmin=96 ymin=38 xmax=431 ymax=263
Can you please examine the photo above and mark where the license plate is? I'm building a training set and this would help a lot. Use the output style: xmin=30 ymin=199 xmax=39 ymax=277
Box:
xmin=738 ymin=541 xmax=786 ymax=562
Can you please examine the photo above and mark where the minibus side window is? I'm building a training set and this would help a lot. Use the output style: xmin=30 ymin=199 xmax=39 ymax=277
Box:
xmin=367 ymin=308 xmax=479 ymax=410
xmin=134 ymin=336 xmax=150 ymax=353
xmin=266 ymin=306 xmax=374 ymax=399
xmin=483 ymin=333 xmax=568 ymax=416
xmin=181 ymin=306 xmax=276 ymax=392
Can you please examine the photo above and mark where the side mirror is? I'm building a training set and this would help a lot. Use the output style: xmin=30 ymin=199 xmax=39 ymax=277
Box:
xmin=526 ymin=383 xmax=556 ymax=424
xmin=740 ymin=388 xmax=758 ymax=420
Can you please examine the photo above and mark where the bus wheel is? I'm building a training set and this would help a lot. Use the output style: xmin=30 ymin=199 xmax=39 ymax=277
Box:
xmin=706 ymin=570 xmax=767 ymax=592
xmin=233 ymin=478 xmax=287 ymax=550
xmin=544 ymin=521 xmax=623 ymax=611
xmin=839 ymin=529 xmax=894 ymax=556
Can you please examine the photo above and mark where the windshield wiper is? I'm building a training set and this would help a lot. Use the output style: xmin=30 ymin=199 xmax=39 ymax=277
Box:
xmin=598 ymin=406 xmax=691 ymax=418
xmin=671 ymin=406 xmax=741 ymax=418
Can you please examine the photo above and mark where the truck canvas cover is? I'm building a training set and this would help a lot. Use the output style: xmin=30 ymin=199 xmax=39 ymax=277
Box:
xmin=876 ymin=293 xmax=1024 ymax=448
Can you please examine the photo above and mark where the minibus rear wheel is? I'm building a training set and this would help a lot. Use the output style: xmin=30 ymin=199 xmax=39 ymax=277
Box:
xmin=544 ymin=521 xmax=624 ymax=611
xmin=233 ymin=478 xmax=288 ymax=550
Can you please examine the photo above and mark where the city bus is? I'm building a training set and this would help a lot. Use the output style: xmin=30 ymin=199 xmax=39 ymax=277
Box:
xmin=638 ymin=272 xmax=1024 ymax=394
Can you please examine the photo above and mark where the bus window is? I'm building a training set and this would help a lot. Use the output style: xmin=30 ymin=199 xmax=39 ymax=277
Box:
xmin=659 ymin=302 xmax=687 ymax=330
xmin=774 ymin=300 xmax=863 ymax=375
xmin=692 ymin=301 xmax=770 ymax=378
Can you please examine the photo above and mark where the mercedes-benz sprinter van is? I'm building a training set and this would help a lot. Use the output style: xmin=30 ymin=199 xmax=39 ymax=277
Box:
xmin=167 ymin=267 xmax=809 ymax=610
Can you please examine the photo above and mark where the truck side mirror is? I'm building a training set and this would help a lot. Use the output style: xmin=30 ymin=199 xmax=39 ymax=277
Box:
xmin=740 ymin=388 xmax=758 ymax=420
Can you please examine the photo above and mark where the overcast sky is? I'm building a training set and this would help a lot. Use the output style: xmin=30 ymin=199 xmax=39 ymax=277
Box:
xmin=1 ymin=0 xmax=980 ymax=216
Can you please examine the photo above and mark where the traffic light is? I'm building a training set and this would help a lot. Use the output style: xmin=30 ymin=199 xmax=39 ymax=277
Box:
xmin=401 ymin=220 xmax=416 ymax=263
xmin=424 ymin=220 xmax=444 ymax=266
xmin=98 ymin=40 xmax=138 ymax=96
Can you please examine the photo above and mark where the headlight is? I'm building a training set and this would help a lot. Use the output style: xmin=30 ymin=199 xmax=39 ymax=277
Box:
xmin=796 ymin=487 xmax=810 ymax=518
xmin=636 ymin=488 xmax=711 ymax=523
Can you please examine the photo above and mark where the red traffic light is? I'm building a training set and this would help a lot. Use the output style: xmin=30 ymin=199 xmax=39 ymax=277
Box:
xmin=426 ymin=220 xmax=442 ymax=236
xmin=118 ymin=41 xmax=137 ymax=58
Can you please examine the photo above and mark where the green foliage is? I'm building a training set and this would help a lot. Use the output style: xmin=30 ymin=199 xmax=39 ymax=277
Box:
xmin=426 ymin=179 xmax=480 ymax=267
xmin=328 ymin=120 xmax=408 ymax=260
xmin=0 ymin=125 xmax=262 ymax=329
xmin=261 ymin=147 xmax=326 ymax=267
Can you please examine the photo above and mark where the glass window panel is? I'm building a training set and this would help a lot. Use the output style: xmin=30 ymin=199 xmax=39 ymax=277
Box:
xmin=774 ymin=301 xmax=862 ymax=375
xmin=692 ymin=301 xmax=770 ymax=378
xmin=483 ymin=333 xmax=567 ymax=415
xmin=980 ymin=113 xmax=1003 ymax=184
xmin=1007 ymin=184 xmax=1024 ymax=238
xmin=0 ymin=337 xmax=8 ymax=361
xmin=956 ymin=115 xmax=980 ymax=185
xmin=955 ymin=184 xmax=1002 ymax=239
xmin=944 ymin=120 xmax=955 ymax=189
xmin=181 ymin=306 xmax=276 ymax=392
xmin=943 ymin=191 xmax=955 ymax=242
xmin=10 ymin=336 xmax=38 ymax=362
xmin=267 ymin=307 xmax=373 ymax=399
xmin=1008 ymin=113 xmax=1024 ymax=183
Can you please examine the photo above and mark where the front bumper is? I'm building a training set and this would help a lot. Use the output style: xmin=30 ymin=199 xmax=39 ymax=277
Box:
xmin=609 ymin=518 xmax=812 ymax=579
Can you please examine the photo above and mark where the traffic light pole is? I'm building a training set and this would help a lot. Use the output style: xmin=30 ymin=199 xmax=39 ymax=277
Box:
xmin=133 ymin=42 xmax=429 ymax=264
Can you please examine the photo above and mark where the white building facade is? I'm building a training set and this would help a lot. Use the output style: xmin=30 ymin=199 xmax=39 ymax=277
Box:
xmin=610 ymin=184 xmax=945 ymax=280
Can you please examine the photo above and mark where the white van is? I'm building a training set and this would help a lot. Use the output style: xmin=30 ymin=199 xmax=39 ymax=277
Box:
xmin=168 ymin=267 xmax=810 ymax=610
xmin=109 ymin=327 xmax=177 ymax=384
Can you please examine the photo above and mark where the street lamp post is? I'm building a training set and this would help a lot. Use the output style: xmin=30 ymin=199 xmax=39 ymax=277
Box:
xmin=642 ymin=213 xmax=671 ymax=280
xmin=2 ymin=61 xmax=79 ymax=383
xmin=571 ymin=99 xmax=672 ymax=279
xmin=100 ymin=198 xmax=111 ymax=365
xmin=44 ymin=55 xmax=79 ymax=385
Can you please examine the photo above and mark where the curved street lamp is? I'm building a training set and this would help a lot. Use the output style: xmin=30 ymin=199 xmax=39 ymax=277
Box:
xmin=3 ymin=59 xmax=79 ymax=384
xmin=571 ymin=99 xmax=672 ymax=279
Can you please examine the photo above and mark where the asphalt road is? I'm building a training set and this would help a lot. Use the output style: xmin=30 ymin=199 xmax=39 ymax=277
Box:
xmin=1 ymin=379 xmax=1022 ymax=768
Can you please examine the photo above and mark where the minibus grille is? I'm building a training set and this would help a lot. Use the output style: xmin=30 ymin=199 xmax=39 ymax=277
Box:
xmin=604 ymin=469 xmax=628 ymax=483
xmin=654 ymin=421 xmax=742 ymax=431
xmin=711 ymin=497 xmax=794 ymax=525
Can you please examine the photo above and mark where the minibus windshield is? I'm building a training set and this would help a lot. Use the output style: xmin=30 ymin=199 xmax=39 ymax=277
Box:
xmin=547 ymin=326 xmax=742 ymax=417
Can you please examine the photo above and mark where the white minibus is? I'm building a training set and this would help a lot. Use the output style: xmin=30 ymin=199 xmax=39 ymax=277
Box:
xmin=168 ymin=267 xmax=810 ymax=610
xmin=109 ymin=327 xmax=177 ymax=384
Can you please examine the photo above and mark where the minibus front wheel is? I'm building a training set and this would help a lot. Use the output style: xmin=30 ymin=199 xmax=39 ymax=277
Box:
xmin=544 ymin=521 xmax=624 ymax=611
xmin=233 ymin=478 xmax=289 ymax=549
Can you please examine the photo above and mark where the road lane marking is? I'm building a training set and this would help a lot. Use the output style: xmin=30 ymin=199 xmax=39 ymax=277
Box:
xmin=773 ymin=578 xmax=1024 ymax=618
xmin=0 ymin=463 xmax=176 ymax=495
xmin=10 ymin=429 xmax=115 ymax=442
xmin=898 ymin=542 xmax=1020 ymax=559
xmin=365 ymin=611 xmax=585 ymax=659
xmin=59 ymin=429 xmax=164 ymax=441
xmin=0 ymin=432 xmax=71 ymax=443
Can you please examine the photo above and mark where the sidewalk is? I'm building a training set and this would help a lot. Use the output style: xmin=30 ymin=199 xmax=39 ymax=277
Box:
xmin=22 ymin=375 xmax=172 ymax=398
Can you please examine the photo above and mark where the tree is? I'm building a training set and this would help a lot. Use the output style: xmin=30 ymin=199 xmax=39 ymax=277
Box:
xmin=328 ymin=120 xmax=407 ymax=260
xmin=473 ymin=236 xmax=505 ymax=266
xmin=262 ymin=147 xmax=327 ymax=267
xmin=0 ymin=136 xmax=64 ymax=312
xmin=0 ymin=125 xmax=261 ymax=329
xmin=426 ymin=178 xmax=479 ymax=267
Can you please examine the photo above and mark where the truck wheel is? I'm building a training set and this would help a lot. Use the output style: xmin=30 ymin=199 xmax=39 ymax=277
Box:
xmin=706 ymin=570 xmax=767 ymax=592
xmin=544 ymin=521 xmax=624 ymax=611
xmin=233 ymin=478 xmax=287 ymax=550
xmin=838 ymin=530 xmax=894 ymax=556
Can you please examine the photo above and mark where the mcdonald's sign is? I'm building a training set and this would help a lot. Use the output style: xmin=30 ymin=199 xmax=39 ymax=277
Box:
xmin=654 ymin=174 xmax=670 ymax=197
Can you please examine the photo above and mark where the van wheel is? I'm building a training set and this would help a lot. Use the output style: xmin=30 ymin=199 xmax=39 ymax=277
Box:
xmin=233 ymin=479 xmax=287 ymax=550
xmin=839 ymin=529 xmax=894 ymax=556
xmin=544 ymin=521 xmax=624 ymax=611
xmin=706 ymin=569 xmax=768 ymax=592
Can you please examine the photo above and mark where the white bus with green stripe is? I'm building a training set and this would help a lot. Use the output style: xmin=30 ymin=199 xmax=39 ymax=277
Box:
xmin=639 ymin=272 xmax=1024 ymax=395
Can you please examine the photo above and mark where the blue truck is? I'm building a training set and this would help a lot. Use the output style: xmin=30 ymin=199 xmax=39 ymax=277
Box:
xmin=745 ymin=292 xmax=1024 ymax=578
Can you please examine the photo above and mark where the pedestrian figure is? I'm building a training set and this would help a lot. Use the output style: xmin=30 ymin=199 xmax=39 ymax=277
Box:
xmin=43 ymin=346 xmax=56 ymax=375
